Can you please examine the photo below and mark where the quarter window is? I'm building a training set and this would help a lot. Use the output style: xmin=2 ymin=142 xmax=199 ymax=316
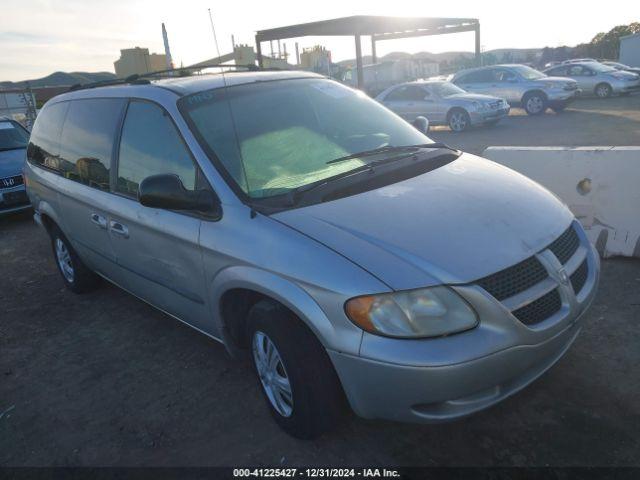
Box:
xmin=116 ymin=101 xmax=196 ymax=197
xmin=27 ymin=102 xmax=69 ymax=170
xmin=57 ymin=98 xmax=125 ymax=190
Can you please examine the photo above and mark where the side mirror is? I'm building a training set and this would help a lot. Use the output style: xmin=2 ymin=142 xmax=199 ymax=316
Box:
xmin=412 ymin=116 xmax=430 ymax=134
xmin=139 ymin=174 xmax=221 ymax=218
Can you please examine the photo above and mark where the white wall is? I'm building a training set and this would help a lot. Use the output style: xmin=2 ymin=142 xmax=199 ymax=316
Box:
xmin=620 ymin=34 xmax=640 ymax=68
xmin=483 ymin=147 xmax=640 ymax=258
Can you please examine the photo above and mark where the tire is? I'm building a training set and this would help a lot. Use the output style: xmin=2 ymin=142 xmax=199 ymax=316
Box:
xmin=50 ymin=225 xmax=101 ymax=294
xmin=595 ymin=83 xmax=612 ymax=98
xmin=447 ymin=108 xmax=471 ymax=132
xmin=522 ymin=92 xmax=547 ymax=115
xmin=247 ymin=300 xmax=346 ymax=439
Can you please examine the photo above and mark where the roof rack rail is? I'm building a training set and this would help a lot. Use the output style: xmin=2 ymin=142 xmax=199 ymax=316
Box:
xmin=67 ymin=63 xmax=266 ymax=92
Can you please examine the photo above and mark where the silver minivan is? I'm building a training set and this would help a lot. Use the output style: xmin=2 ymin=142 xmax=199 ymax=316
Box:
xmin=25 ymin=71 xmax=600 ymax=438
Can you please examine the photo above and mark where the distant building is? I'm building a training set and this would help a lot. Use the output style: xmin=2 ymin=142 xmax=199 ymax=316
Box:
xmin=619 ymin=33 xmax=640 ymax=67
xmin=342 ymin=59 xmax=440 ymax=95
xmin=114 ymin=47 xmax=170 ymax=78
xmin=300 ymin=46 xmax=332 ymax=74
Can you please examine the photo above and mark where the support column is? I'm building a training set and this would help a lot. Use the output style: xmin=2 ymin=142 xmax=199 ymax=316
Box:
xmin=355 ymin=34 xmax=364 ymax=89
xmin=475 ymin=23 xmax=481 ymax=66
xmin=371 ymin=36 xmax=377 ymax=64
xmin=255 ymin=36 xmax=263 ymax=68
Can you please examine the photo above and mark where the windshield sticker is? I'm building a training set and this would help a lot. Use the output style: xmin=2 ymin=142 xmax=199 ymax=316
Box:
xmin=311 ymin=82 xmax=353 ymax=99
xmin=0 ymin=122 xmax=15 ymax=130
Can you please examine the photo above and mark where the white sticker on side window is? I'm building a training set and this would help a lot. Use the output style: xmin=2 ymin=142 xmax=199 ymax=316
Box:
xmin=0 ymin=122 xmax=16 ymax=130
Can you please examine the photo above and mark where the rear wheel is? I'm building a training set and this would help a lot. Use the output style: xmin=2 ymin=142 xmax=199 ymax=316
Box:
xmin=247 ymin=300 xmax=346 ymax=439
xmin=595 ymin=83 xmax=612 ymax=98
xmin=522 ymin=92 xmax=547 ymax=115
xmin=447 ymin=108 xmax=471 ymax=132
xmin=50 ymin=225 xmax=101 ymax=294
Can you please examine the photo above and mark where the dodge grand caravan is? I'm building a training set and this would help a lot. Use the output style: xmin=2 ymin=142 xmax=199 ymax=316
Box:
xmin=24 ymin=71 xmax=600 ymax=438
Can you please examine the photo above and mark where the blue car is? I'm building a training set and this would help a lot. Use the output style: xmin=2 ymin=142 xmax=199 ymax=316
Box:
xmin=0 ymin=117 xmax=31 ymax=215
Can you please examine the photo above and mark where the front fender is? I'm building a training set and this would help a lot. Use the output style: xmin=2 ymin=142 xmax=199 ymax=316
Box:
xmin=210 ymin=266 xmax=364 ymax=357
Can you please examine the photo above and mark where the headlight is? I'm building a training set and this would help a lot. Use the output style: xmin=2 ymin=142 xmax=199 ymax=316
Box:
xmin=345 ymin=286 xmax=478 ymax=338
xmin=471 ymin=101 xmax=487 ymax=111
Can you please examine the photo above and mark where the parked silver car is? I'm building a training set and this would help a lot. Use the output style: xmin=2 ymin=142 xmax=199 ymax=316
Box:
xmin=544 ymin=62 xmax=640 ymax=97
xmin=452 ymin=64 xmax=580 ymax=115
xmin=376 ymin=81 xmax=510 ymax=132
xmin=602 ymin=61 xmax=640 ymax=76
xmin=25 ymin=71 xmax=600 ymax=438
xmin=0 ymin=117 xmax=31 ymax=215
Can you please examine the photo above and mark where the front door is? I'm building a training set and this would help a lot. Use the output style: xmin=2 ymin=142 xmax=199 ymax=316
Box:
xmin=105 ymin=100 xmax=211 ymax=331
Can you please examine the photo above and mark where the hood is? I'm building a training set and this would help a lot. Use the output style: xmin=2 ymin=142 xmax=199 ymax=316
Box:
xmin=273 ymin=153 xmax=573 ymax=291
xmin=537 ymin=76 xmax=577 ymax=86
xmin=445 ymin=93 xmax=504 ymax=103
xmin=609 ymin=70 xmax=639 ymax=80
xmin=0 ymin=148 xmax=26 ymax=178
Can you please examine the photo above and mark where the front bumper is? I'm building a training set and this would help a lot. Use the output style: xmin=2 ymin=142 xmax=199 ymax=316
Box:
xmin=0 ymin=184 xmax=31 ymax=215
xmin=547 ymin=88 xmax=581 ymax=103
xmin=470 ymin=106 xmax=510 ymax=125
xmin=330 ymin=226 xmax=600 ymax=423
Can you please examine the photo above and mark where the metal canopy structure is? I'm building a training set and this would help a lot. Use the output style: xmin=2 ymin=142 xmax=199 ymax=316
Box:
xmin=255 ymin=15 xmax=480 ymax=88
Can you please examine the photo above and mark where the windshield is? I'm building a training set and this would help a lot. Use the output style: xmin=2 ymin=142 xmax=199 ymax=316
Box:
xmin=511 ymin=65 xmax=546 ymax=80
xmin=586 ymin=62 xmax=617 ymax=73
xmin=432 ymin=82 xmax=466 ymax=97
xmin=0 ymin=120 xmax=30 ymax=151
xmin=179 ymin=78 xmax=431 ymax=199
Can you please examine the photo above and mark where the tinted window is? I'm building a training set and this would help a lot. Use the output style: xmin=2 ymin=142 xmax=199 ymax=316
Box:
xmin=27 ymin=102 xmax=69 ymax=170
xmin=57 ymin=98 xmax=124 ymax=190
xmin=385 ymin=85 xmax=426 ymax=101
xmin=0 ymin=120 xmax=30 ymax=150
xmin=547 ymin=66 xmax=567 ymax=76
xmin=456 ymin=69 xmax=493 ymax=84
xmin=117 ymin=101 xmax=196 ymax=197
xmin=568 ymin=65 xmax=590 ymax=76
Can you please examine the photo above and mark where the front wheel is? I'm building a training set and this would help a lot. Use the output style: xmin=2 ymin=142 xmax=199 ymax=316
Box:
xmin=247 ymin=300 xmax=346 ymax=439
xmin=595 ymin=83 xmax=612 ymax=98
xmin=447 ymin=109 xmax=471 ymax=132
xmin=523 ymin=92 xmax=547 ymax=115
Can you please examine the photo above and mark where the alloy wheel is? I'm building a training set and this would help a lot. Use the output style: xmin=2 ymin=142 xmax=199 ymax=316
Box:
xmin=449 ymin=112 xmax=467 ymax=132
xmin=252 ymin=331 xmax=294 ymax=417
xmin=55 ymin=238 xmax=74 ymax=283
xmin=526 ymin=96 xmax=544 ymax=114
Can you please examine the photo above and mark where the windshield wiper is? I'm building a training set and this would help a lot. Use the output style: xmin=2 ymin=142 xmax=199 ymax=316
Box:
xmin=285 ymin=143 xmax=456 ymax=206
xmin=325 ymin=143 xmax=453 ymax=165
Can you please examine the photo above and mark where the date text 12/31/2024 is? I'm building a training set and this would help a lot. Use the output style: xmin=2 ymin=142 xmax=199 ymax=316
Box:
xmin=233 ymin=469 xmax=401 ymax=478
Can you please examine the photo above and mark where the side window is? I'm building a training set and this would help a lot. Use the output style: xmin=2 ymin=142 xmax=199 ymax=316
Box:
xmin=57 ymin=98 xmax=125 ymax=190
xmin=495 ymin=69 xmax=516 ymax=82
xmin=460 ymin=69 xmax=492 ymax=83
xmin=385 ymin=86 xmax=425 ymax=101
xmin=27 ymin=101 xmax=69 ymax=170
xmin=116 ymin=101 xmax=196 ymax=197
xmin=547 ymin=67 xmax=566 ymax=76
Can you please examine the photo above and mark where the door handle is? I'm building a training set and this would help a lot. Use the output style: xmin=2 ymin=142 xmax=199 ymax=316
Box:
xmin=90 ymin=213 xmax=107 ymax=230
xmin=109 ymin=220 xmax=129 ymax=239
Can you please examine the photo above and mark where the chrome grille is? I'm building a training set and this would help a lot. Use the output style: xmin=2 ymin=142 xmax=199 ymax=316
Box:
xmin=474 ymin=223 xmax=588 ymax=327
xmin=547 ymin=225 xmax=579 ymax=264
xmin=476 ymin=256 xmax=548 ymax=301
xmin=512 ymin=289 xmax=562 ymax=325
xmin=0 ymin=175 xmax=23 ymax=190
xmin=570 ymin=260 xmax=589 ymax=295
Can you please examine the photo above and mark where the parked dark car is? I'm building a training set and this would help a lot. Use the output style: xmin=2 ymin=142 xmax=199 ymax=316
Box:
xmin=0 ymin=117 xmax=31 ymax=215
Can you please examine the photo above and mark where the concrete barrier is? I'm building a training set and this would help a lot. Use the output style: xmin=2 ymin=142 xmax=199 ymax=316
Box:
xmin=482 ymin=147 xmax=640 ymax=258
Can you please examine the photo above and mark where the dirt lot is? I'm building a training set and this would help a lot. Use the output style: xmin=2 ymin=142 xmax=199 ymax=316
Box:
xmin=1 ymin=95 xmax=640 ymax=467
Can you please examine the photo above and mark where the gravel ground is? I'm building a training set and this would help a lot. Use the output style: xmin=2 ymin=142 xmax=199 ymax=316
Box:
xmin=1 ymin=94 xmax=639 ymax=467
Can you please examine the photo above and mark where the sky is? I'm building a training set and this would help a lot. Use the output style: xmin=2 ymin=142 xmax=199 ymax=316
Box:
xmin=0 ymin=0 xmax=637 ymax=81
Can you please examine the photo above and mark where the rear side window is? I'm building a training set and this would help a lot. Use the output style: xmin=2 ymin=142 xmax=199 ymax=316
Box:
xmin=456 ymin=69 xmax=493 ymax=83
xmin=57 ymin=98 xmax=125 ymax=191
xmin=116 ymin=101 xmax=196 ymax=197
xmin=385 ymin=85 xmax=426 ymax=102
xmin=27 ymin=102 xmax=69 ymax=170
